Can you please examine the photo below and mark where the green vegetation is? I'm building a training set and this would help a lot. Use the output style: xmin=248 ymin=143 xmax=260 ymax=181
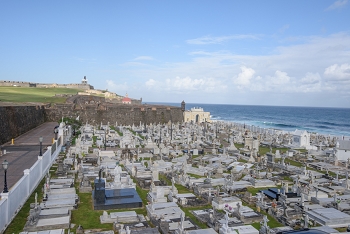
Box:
xmin=242 ymin=201 xmax=283 ymax=230
xmin=238 ymin=158 xmax=248 ymax=163
xmin=285 ymin=158 xmax=303 ymax=167
xmin=182 ymin=204 xmax=212 ymax=229
xmin=71 ymin=193 xmax=113 ymax=230
xmin=246 ymin=187 xmax=264 ymax=196
xmin=128 ymin=128 xmax=145 ymax=140
xmin=5 ymin=179 xmax=46 ymax=234
xmin=187 ymin=173 xmax=204 ymax=179
xmin=258 ymin=146 xmax=289 ymax=156
xmin=282 ymin=176 xmax=294 ymax=182
xmin=175 ymin=184 xmax=192 ymax=194
xmin=92 ymin=136 xmax=97 ymax=147
xmin=110 ymin=126 xmax=123 ymax=136
xmin=0 ymin=87 xmax=83 ymax=103
xmin=251 ymin=212 xmax=284 ymax=230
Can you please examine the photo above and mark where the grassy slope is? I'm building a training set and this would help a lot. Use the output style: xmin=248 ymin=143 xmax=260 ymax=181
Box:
xmin=0 ymin=87 xmax=83 ymax=103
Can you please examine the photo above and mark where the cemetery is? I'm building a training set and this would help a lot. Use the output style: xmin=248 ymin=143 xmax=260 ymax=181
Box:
xmin=2 ymin=116 xmax=350 ymax=234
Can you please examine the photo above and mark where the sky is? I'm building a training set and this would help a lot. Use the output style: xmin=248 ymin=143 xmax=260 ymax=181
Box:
xmin=1 ymin=1 xmax=350 ymax=108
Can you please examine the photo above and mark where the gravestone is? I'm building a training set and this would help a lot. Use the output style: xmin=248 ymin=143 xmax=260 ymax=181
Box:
xmin=94 ymin=170 xmax=106 ymax=204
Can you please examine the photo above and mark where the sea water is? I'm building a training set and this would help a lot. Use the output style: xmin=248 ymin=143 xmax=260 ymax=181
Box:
xmin=151 ymin=102 xmax=350 ymax=137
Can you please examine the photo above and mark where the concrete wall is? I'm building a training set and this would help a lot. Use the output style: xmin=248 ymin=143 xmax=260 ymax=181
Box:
xmin=0 ymin=106 xmax=46 ymax=145
xmin=0 ymin=138 xmax=62 ymax=233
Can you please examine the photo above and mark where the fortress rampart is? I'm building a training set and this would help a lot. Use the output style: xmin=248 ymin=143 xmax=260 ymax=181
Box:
xmin=45 ymin=103 xmax=183 ymax=126
xmin=0 ymin=102 xmax=183 ymax=145
xmin=0 ymin=105 xmax=46 ymax=145
xmin=0 ymin=80 xmax=93 ymax=90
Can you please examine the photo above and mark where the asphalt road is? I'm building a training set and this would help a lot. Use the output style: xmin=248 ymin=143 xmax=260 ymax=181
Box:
xmin=0 ymin=122 xmax=58 ymax=193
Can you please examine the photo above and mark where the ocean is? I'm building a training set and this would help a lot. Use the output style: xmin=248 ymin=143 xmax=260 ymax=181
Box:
xmin=149 ymin=102 xmax=350 ymax=138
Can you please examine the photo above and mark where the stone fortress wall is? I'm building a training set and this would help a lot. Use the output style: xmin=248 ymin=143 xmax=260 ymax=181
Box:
xmin=45 ymin=103 xmax=183 ymax=126
xmin=0 ymin=80 xmax=93 ymax=90
xmin=0 ymin=79 xmax=183 ymax=144
xmin=0 ymin=105 xmax=46 ymax=145
xmin=0 ymin=97 xmax=184 ymax=144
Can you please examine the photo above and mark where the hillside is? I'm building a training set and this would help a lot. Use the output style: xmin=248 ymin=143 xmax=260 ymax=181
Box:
xmin=0 ymin=87 xmax=83 ymax=104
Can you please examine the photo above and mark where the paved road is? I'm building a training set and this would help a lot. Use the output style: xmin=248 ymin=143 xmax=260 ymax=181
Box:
xmin=0 ymin=122 xmax=58 ymax=192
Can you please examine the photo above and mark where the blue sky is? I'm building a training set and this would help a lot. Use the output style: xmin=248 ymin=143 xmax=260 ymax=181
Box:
xmin=1 ymin=1 xmax=350 ymax=107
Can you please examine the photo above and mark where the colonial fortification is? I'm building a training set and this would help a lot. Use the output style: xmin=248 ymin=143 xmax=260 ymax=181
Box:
xmin=0 ymin=104 xmax=46 ymax=145
xmin=0 ymin=76 xmax=93 ymax=90
xmin=0 ymin=78 xmax=185 ymax=144
xmin=45 ymin=95 xmax=184 ymax=126
xmin=0 ymin=96 xmax=185 ymax=145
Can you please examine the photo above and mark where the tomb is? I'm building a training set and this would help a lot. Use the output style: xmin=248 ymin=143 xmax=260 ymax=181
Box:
xmin=93 ymin=171 xmax=142 ymax=210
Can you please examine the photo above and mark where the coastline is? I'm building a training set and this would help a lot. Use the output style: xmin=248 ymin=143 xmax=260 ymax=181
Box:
xmin=212 ymin=119 xmax=350 ymax=142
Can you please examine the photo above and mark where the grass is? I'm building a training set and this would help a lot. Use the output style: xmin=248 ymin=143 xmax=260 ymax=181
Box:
xmin=158 ymin=174 xmax=211 ymax=228
xmin=5 ymin=178 xmax=46 ymax=234
xmin=110 ymin=126 xmax=123 ymax=136
xmin=128 ymin=128 xmax=145 ymax=140
xmin=242 ymin=201 xmax=283 ymax=229
xmin=182 ymin=204 xmax=212 ymax=229
xmin=258 ymin=146 xmax=289 ymax=156
xmin=187 ymin=173 xmax=204 ymax=179
xmin=71 ymin=193 xmax=113 ymax=230
xmin=159 ymin=174 xmax=193 ymax=194
xmin=0 ymin=87 xmax=83 ymax=103
xmin=285 ymin=158 xmax=303 ymax=167
xmin=251 ymin=212 xmax=284 ymax=230
xmin=71 ymin=178 xmax=149 ymax=231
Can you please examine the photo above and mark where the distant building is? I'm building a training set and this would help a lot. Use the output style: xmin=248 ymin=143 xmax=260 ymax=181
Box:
xmin=292 ymin=129 xmax=310 ymax=148
xmin=82 ymin=76 xmax=88 ymax=84
xmin=183 ymin=107 xmax=211 ymax=123
xmin=335 ymin=140 xmax=350 ymax=161
xmin=122 ymin=93 xmax=131 ymax=104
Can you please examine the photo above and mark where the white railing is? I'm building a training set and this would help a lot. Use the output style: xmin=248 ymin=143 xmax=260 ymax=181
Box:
xmin=0 ymin=140 xmax=62 ymax=233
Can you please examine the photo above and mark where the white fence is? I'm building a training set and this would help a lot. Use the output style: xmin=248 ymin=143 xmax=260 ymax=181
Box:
xmin=0 ymin=139 xmax=62 ymax=233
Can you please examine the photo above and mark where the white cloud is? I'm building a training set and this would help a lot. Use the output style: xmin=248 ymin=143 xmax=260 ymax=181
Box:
xmin=297 ymin=73 xmax=322 ymax=93
xmin=271 ymin=70 xmax=290 ymax=85
xmin=114 ymin=32 xmax=350 ymax=107
xmin=186 ymin=34 xmax=259 ymax=45
xmin=145 ymin=79 xmax=156 ymax=87
xmin=145 ymin=76 xmax=227 ymax=94
xmin=134 ymin=56 xmax=154 ymax=61
xmin=325 ymin=0 xmax=348 ymax=11
xmin=169 ymin=77 xmax=227 ymax=93
xmin=233 ymin=66 xmax=255 ymax=86
xmin=324 ymin=63 xmax=350 ymax=80
xmin=105 ymin=80 xmax=128 ymax=93
xmin=301 ymin=72 xmax=321 ymax=84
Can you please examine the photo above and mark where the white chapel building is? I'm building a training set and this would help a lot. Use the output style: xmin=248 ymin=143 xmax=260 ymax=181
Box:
xmin=292 ymin=129 xmax=311 ymax=149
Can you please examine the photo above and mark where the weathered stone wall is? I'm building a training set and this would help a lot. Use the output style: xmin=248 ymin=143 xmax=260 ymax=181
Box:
xmin=0 ymin=102 xmax=183 ymax=145
xmin=0 ymin=105 xmax=46 ymax=144
xmin=0 ymin=80 xmax=36 ymax=87
xmin=0 ymin=80 xmax=93 ymax=90
xmin=45 ymin=104 xmax=184 ymax=125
